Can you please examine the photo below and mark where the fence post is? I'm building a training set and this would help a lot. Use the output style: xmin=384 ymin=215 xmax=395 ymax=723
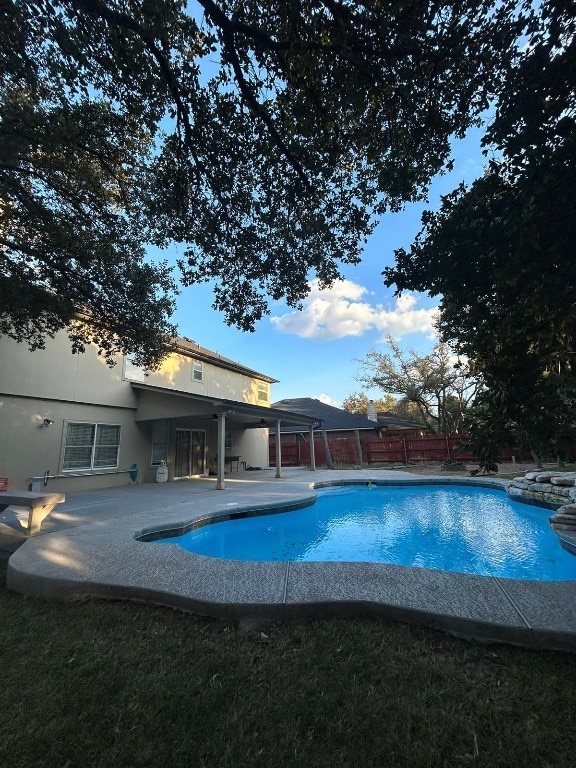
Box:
xmin=403 ymin=437 xmax=408 ymax=465
xmin=445 ymin=434 xmax=451 ymax=461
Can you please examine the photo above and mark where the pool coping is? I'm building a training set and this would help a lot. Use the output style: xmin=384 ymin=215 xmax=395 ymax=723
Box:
xmin=6 ymin=470 xmax=576 ymax=652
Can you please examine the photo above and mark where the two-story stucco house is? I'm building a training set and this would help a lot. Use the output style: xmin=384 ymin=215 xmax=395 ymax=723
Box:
xmin=0 ymin=332 xmax=317 ymax=493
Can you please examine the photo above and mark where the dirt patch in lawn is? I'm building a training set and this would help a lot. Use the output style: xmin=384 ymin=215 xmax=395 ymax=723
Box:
xmin=389 ymin=461 xmax=541 ymax=479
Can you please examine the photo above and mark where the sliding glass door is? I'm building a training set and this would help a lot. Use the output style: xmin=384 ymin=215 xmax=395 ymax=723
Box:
xmin=174 ymin=429 xmax=206 ymax=478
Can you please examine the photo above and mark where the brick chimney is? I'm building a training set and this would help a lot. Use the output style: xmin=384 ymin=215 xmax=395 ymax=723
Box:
xmin=367 ymin=400 xmax=378 ymax=422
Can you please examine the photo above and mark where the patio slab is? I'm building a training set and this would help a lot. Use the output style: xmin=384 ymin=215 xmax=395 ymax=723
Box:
xmin=4 ymin=468 xmax=576 ymax=651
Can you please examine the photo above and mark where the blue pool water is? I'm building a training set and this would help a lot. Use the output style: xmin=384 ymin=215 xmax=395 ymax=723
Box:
xmin=155 ymin=485 xmax=576 ymax=580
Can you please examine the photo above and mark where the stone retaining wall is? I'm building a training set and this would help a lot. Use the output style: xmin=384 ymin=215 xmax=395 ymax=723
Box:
xmin=507 ymin=471 xmax=576 ymax=555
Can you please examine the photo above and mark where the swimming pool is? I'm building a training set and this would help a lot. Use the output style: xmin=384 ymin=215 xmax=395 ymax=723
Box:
xmin=156 ymin=484 xmax=576 ymax=581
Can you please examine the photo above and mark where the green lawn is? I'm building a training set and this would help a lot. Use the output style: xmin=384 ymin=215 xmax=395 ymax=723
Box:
xmin=1 ymin=561 xmax=575 ymax=768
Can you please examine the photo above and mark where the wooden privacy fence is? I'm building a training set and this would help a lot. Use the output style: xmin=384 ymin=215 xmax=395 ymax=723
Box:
xmin=269 ymin=434 xmax=532 ymax=467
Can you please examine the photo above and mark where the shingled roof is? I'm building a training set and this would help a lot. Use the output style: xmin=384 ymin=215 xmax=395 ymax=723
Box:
xmin=271 ymin=398 xmax=380 ymax=433
xmin=376 ymin=411 xmax=424 ymax=432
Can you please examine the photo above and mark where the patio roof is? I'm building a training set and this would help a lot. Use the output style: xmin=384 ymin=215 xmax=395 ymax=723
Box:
xmin=130 ymin=382 xmax=320 ymax=428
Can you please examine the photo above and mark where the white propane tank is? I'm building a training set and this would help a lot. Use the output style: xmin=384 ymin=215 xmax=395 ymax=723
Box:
xmin=155 ymin=460 xmax=168 ymax=483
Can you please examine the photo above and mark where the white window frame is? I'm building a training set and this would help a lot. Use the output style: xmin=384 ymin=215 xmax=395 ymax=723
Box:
xmin=257 ymin=382 xmax=268 ymax=402
xmin=63 ymin=421 xmax=121 ymax=472
xmin=123 ymin=357 xmax=148 ymax=382
xmin=193 ymin=360 xmax=203 ymax=382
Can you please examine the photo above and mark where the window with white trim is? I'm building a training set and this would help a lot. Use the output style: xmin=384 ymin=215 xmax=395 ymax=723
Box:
xmin=257 ymin=382 xmax=268 ymax=402
xmin=193 ymin=360 xmax=203 ymax=382
xmin=63 ymin=422 xmax=121 ymax=471
xmin=123 ymin=358 xmax=148 ymax=382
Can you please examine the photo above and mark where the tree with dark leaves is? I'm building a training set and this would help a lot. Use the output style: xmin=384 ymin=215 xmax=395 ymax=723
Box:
xmin=384 ymin=0 xmax=576 ymax=470
xmin=1 ymin=0 xmax=521 ymax=366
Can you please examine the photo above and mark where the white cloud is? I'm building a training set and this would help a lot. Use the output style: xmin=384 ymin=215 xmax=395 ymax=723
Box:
xmin=270 ymin=279 xmax=438 ymax=340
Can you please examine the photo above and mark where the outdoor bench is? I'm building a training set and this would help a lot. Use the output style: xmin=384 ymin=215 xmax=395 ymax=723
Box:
xmin=0 ymin=491 xmax=65 ymax=535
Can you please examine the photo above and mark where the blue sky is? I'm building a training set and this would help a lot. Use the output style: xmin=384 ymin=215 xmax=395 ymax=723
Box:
xmin=157 ymin=124 xmax=489 ymax=408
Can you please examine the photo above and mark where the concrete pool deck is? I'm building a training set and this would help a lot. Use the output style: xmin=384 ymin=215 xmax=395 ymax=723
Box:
xmin=4 ymin=468 xmax=576 ymax=651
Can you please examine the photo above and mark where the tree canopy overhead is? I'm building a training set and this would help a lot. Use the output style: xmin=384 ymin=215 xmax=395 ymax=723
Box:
xmin=1 ymin=0 xmax=522 ymax=365
xmin=384 ymin=0 xmax=576 ymax=468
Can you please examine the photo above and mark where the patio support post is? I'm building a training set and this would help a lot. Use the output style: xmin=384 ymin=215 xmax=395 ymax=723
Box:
xmin=215 ymin=413 xmax=226 ymax=490
xmin=309 ymin=425 xmax=316 ymax=470
xmin=275 ymin=420 xmax=282 ymax=478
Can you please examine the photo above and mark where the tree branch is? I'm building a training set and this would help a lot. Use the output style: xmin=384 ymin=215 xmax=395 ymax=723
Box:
xmin=72 ymin=0 xmax=205 ymax=186
xmin=196 ymin=0 xmax=313 ymax=189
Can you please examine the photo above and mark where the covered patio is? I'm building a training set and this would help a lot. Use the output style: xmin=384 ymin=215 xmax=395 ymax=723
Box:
xmin=131 ymin=382 xmax=321 ymax=488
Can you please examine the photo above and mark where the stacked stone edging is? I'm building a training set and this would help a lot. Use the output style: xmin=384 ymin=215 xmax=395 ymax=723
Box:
xmin=507 ymin=471 xmax=576 ymax=555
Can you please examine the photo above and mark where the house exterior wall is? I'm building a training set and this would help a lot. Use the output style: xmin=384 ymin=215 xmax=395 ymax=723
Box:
xmin=0 ymin=333 xmax=137 ymax=409
xmin=235 ymin=427 xmax=269 ymax=470
xmin=0 ymin=391 xmax=146 ymax=492
xmin=0 ymin=333 xmax=272 ymax=492
xmin=124 ymin=354 xmax=269 ymax=405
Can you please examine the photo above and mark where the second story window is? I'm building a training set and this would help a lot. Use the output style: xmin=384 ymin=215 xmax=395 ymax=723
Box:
xmin=193 ymin=360 xmax=203 ymax=382
xmin=123 ymin=358 xmax=148 ymax=382
xmin=257 ymin=382 xmax=268 ymax=402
